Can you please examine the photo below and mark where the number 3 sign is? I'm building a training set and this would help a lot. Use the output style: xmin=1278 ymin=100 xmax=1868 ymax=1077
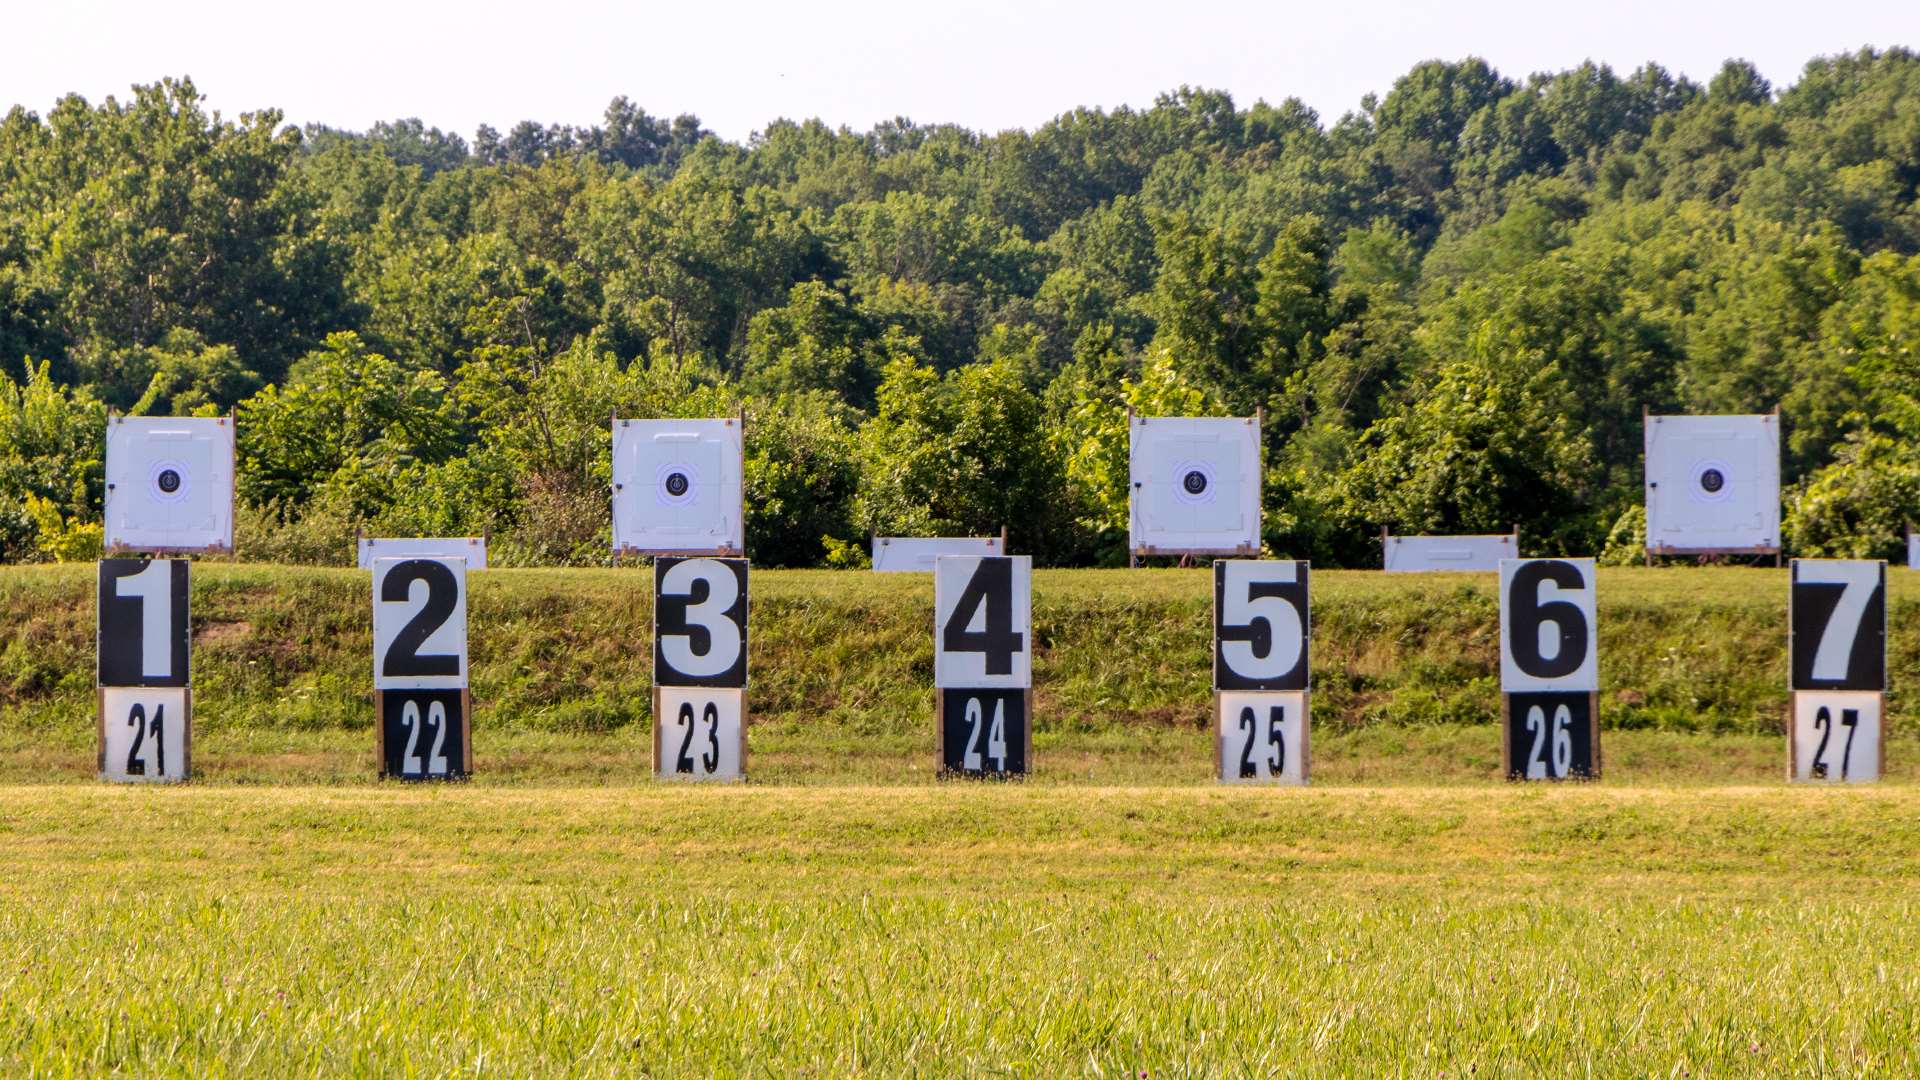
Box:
xmin=372 ymin=557 xmax=471 ymax=780
xmin=1498 ymin=558 xmax=1600 ymax=780
xmin=935 ymin=555 xmax=1032 ymax=777
xmin=652 ymin=557 xmax=749 ymax=781
xmin=1789 ymin=559 xmax=1885 ymax=782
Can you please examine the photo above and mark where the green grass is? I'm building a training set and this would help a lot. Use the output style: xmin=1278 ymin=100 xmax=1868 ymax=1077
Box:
xmin=2 ymin=784 xmax=1917 ymax=1075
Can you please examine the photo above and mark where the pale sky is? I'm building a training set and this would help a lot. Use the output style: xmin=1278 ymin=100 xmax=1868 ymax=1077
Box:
xmin=8 ymin=0 xmax=1915 ymax=141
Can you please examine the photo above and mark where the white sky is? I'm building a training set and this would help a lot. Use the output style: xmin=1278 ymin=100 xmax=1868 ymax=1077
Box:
xmin=8 ymin=0 xmax=1915 ymax=141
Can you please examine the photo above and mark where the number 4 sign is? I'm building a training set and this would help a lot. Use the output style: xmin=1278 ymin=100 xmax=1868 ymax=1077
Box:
xmin=1789 ymin=559 xmax=1885 ymax=782
xmin=1498 ymin=558 xmax=1600 ymax=780
xmin=372 ymin=557 xmax=472 ymax=781
xmin=935 ymin=555 xmax=1032 ymax=777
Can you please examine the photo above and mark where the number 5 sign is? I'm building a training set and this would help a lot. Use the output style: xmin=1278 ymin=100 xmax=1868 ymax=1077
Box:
xmin=1213 ymin=560 xmax=1310 ymax=784
xmin=935 ymin=555 xmax=1032 ymax=777
xmin=1499 ymin=558 xmax=1600 ymax=780
xmin=1789 ymin=559 xmax=1885 ymax=782
xmin=372 ymin=557 xmax=471 ymax=780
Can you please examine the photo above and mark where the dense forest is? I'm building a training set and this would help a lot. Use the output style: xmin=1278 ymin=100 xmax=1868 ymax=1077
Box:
xmin=3 ymin=49 xmax=1919 ymax=567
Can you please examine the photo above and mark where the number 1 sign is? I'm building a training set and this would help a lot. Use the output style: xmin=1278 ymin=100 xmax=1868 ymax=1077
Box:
xmin=372 ymin=557 xmax=471 ymax=781
xmin=934 ymin=555 xmax=1032 ymax=777
xmin=1789 ymin=559 xmax=1885 ymax=782
xmin=1213 ymin=560 xmax=1310 ymax=784
xmin=1498 ymin=558 xmax=1600 ymax=780
xmin=97 ymin=559 xmax=191 ymax=782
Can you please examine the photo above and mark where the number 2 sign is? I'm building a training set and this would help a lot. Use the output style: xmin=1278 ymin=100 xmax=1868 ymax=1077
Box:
xmin=372 ymin=557 xmax=471 ymax=780
xmin=935 ymin=555 xmax=1032 ymax=777
xmin=1789 ymin=559 xmax=1885 ymax=782
xmin=1214 ymin=560 xmax=1309 ymax=784
xmin=1498 ymin=558 xmax=1599 ymax=780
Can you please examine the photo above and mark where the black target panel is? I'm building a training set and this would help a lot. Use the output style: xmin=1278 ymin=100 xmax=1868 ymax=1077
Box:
xmin=97 ymin=559 xmax=190 ymax=688
xmin=653 ymin=557 xmax=749 ymax=688
xmin=1791 ymin=562 xmax=1886 ymax=692
xmin=380 ymin=690 xmax=468 ymax=781
xmin=1213 ymin=560 xmax=1310 ymax=691
xmin=940 ymin=689 xmax=1028 ymax=777
xmin=1504 ymin=691 xmax=1596 ymax=780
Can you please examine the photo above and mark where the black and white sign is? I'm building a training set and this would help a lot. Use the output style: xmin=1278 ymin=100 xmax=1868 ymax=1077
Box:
xmin=940 ymin=688 xmax=1029 ymax=777
xmin=1790 ymin=559 xmax=1885 ymax=692
xmin=379 ymin=689 xmax=469 ymax=781
xmin=1644 ymin=413 xmax=1780 ymax=553
xmin=103 ymin=416 xmax=236 ymax=553
xmin=1790 ymin=691 xmax=1881 ymax=783
xmin=372 ymin=557 xmax=468 ymax=691
xmin=1216 ymin=690 xmax=1307 ymax=784
xmin=97 ymin=559 xmax=189 ymax=688
xmin=1214 ymin=560 xmax=1309 ymax=691
xmin=1503 ymin=691 xmax=1598 ymax=780
xmin=653 ymin=557 xmax=749 ymax=689
xmin=654 ymin=687 xmax=745 ymax=781
xmin=1499 ymin=558 xmax=1598 ymax=693
xmin=99 ymin=687 xmax=189 ymax=782
xmin=611 ymin=418 xmax=744 ymax=555
xmin=1128 ymin=416 xmax=1261 ymax=556
xmin=934 ymin=555 xmax=1032 ymax=689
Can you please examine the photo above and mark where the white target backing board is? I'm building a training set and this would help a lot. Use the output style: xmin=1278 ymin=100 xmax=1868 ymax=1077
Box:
xmin=872 ymin=536 xmax=1003 ymax=573
xmin=1129 ymin=416 xmax=1261 ymax=557
xmin=1644 ymin=413 xmax=1780 ymax=554
xmin=104 ymin=416 xmax=235 ymax=554
xmin=654 ymin=687 xmax=746 ymax=781
xmin=611 ymin=418 xmax=744 ymax=556
xmin=372 ymin=557 xmax=468 ymax=691
xmin=1383 ymin=533 xmax=1516 ymax=572
xmin=358 ymin=537 xmax=488 ymax=570
xmin=1216 ymin=691 xmax=1307 ymax=785
xmin=1790 ymin=691 xmax=1882 ymax=783
xmin=1908 ymin=531 xmax=1919 ymax=569
xmin=1499 ymin=558 xmax=1598 ymax=693
xmin=934 ymin=555 xmax=1031 ymax=689
xmin=99 ymin=687 xmax=190 ymax=782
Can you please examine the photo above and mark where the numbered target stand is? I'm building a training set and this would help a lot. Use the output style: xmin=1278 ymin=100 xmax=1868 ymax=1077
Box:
xmin=1213 ymin=560 xmax=1310 ymax=784
xmin=1789 ymin=559 xmax=1886 ymax=783
xmin=935 ymin=555 xmax=1032 ymax=779
xmin=97 ymin=559 xmax=192 ymax=782
xmin=372 ymin=557 xmax=472 ymax=781
xmin=652 ymin=557 xmax=749 ymax=781
xmin=1499 ymin=558 xmax=1601 ymax=781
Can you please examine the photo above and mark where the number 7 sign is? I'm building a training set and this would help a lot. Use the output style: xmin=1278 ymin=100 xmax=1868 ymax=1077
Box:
xmin=1789 ymin=559 xmax=1886 ymax=783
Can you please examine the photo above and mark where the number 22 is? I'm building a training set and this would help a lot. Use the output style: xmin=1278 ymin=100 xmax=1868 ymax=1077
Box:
xmin=400 ymin=700 xmax=449 ymax=776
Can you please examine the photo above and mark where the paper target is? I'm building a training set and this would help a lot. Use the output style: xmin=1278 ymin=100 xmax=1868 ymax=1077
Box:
xmin=654 ymin=687 xmax=746 ymax=781
xmin=99 ymin=687 xmax=190 ymax=783
xmin=358 ymin=537 xmax=487 ymax=570
xmin=611 ymin=419 xmax=744 ymax=555
xmin=933 ymin=555 xmax=1032 ymax=689
xmin=372 ymin=557 xmax=468 ymax=691
xmin=1128 ymin=416 xmax=1261 ymax=556
xmin=1216 ymin=691 xmax=1307 ymax=785
xmin=104 ymin=416 xmax=235 ymax=553
xmin=1499 ymin=558 xmax=1598 ymax=693
xmin=1644 ymin=414 xmax=1780 ymax=553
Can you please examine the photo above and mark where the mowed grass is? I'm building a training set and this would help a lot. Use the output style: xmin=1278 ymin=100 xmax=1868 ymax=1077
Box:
xmin=1 ymin=784 xmax=1917 ymax=1075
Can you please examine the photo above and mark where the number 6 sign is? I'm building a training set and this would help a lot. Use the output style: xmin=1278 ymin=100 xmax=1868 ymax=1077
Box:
xmin=1499 ymin=558 xmax=1599 ymax=780
xmin=1789 ymin=559 xmax=1885 ymax=782
xmin=935 ymin=555 xmax=1032 ymax=777
xmin=372 ymin=556 xmax=471 ymax=780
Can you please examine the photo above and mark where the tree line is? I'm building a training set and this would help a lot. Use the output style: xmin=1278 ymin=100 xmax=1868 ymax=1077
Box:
xmin=4 ymin=49 xmax=1919 ymax=567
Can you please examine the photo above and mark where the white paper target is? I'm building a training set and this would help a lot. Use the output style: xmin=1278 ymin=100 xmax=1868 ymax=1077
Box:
xmin=104 ymin=417 xmax=235 ymax=553
xmin=1498 ymin=558 xmax=1598 ymax=693
xmin=1217 ymin=690 xmax=1307 ymax=785
xmin=1645 ymin=414 xmax=1780 ymax=553
xmin=372 ymin=557 xmax=468 ymax=691
xmin=1790 ymin=691 xmax=1881 ymax=783
xmin=1129 ymin=416 xmax=1261 ymax=556
xmin=655 ymin=686 xmax=745 ymax=781
xmin=611 ymin=419 xmax=743 ymax=555
xmin=933 ymin=555 xmax=1032 ymax=689
xmin=872 ymin=536 xmax=1003 ymax=573
xmin=1383 ymin=534 xmax=1516 ymax=572
xmin=100 ymin=686 xmax=189 ymax=782
xmin=358 ymin=537 xmax=487 ymax=570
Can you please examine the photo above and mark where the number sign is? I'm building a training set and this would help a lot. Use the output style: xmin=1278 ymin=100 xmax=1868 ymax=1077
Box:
xmin=655 ymin=687 xmax=745 ymax=781
xmin=97 ymin=559 xmax=189 ymax=688
xmin=1503 ymin=691 xmax=1597 ymax=780
xmin=372 ymin=557 xmax=468 ymax=691
xmin=1790 ymin=559 xmax=1885 ymax=692
xmin=1214 ymin=560 xmax=1308 ymax=691
xmin=933 ymin=555 xmax=1032 ymax=689
xmin=379 ymin=689 xmax=469 ymax=781
xmin=1790 ymin=691 xmax=1882 ymax=783
xmin=653 ymin=558 xmax=749 ymax=688
xmin=940 ymin=689 xmax=1029 ymax=777
xmin=1499 ymin=558 xmax=1598 ymax=692
xmin=1216 ymin=690 xmax=1306 ymax=785
xmin=99 ymin=687 xmax=189 ymax=782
